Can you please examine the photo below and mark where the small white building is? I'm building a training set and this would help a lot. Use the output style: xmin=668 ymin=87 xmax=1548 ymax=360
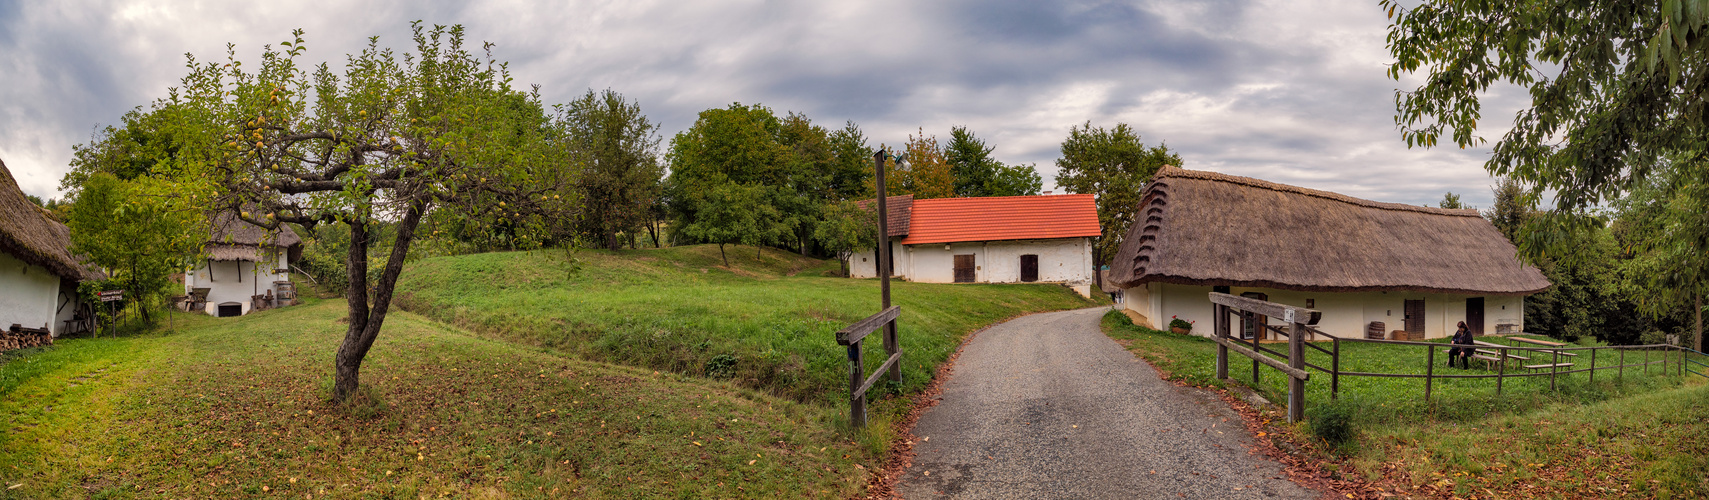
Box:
xmin=850 ymin=194 xmax=1101 ymax=297
xmin=1109 ymin=166 xmax=1550 ymax=340
xmin=183 ymin=212 xmax=301 ymax=317
xmin=0 ymin=159 xmax=98 ymax=337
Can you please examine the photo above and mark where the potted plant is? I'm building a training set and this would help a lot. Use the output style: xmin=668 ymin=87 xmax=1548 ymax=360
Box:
xmin=1169 ymin=316 xmax=1194 ymax=334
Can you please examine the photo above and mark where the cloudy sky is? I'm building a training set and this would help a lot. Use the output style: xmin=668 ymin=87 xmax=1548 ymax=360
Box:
xmin=0 ymin=0 xmax=1527 ymax=207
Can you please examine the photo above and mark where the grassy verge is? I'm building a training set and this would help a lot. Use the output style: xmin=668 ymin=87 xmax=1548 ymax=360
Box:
xmin=2 ymin=300 xmax=871 ymax=499
xmin=1101 ymin=311 xmax=1709 ymax=498
xmin=393 ymin=244 xmax=1102 ymax=407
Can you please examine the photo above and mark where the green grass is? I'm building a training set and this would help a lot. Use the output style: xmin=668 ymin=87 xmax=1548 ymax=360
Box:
xmin=1102 ymin=311 xmax=1709 ymax=498
xmin=394 ymin=244 xmax=1102 ymax=406
xmin=2 ymin=300 xmax=872 ymax=499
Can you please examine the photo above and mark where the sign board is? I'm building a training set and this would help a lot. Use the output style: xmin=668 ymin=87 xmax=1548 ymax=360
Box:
xmin=98 ymin=290 xmax=124 ymax=302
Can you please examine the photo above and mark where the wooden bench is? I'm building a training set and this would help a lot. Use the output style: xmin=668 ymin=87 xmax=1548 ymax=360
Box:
xmin=1509 ymin=336 xmax=1566 ymax=347
xmin=1471 ymin=341 xmax=1533 ymax=360
xmin=1442 ymin=348 xmax=1505 ymax=369
xmin=1524 ymin=362 xmax=1574 ymax=371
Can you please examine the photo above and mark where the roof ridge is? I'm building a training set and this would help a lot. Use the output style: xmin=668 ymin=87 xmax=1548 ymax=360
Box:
xmin=1153 ymin=165 xmax=1482 ymax=218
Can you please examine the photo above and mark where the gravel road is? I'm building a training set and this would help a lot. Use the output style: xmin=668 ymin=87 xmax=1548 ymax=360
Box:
xmin=894 ymin=307 xmax=1317 ymax=499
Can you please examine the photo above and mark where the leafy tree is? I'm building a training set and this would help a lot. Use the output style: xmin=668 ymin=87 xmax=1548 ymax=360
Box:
xmin=825 ymin=121 xmax=875 ymax=201
xmin=945 ymin=126 xmax=1042 ymax=197
xmin=678 ymin=183 xmax=788 ymax=266
xmin=1482 ymin=177 xmax=1531 ymax=242
xmin=1438 ymin=192 xmax=1465 ymax=209
xmin=64 ymin=174 xmax=204 ymax=323
xmin=899 ymin=129 xmax=955 ymax=199
xmin=1609 ymin=157 xmax=1709 ymax=349
xmin=164 ymin=24 xmax=577 ymax=402
xmin=562 ymin=89 xmax=663 ymax=251
xmin=812 ymin=199 xmax=878 ymax=277
xmin=667 ymin=103 xmax=794 ymax=226
xmin=1054 ymin=121 xmax=1181 ymax=268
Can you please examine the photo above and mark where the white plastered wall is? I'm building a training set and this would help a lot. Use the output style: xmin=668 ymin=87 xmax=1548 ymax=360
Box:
xmin=1121 ymin=282 xmax=1527 ymax=339
xmin=183 ymin=248 xmax=290 ymax=316
xmin=0 ymin=251 xmax=61 ymax=334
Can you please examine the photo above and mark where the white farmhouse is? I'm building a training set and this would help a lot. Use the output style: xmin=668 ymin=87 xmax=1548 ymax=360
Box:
xmin=0 ymin=159 xmax=99 ymax=337
xmin=849 ymin=194 xmax=1102 ymax=297
xmin=1109 ymin=166 xmax=1550 ymax=340
xmin=183 ymin=212 xmax=301 ymax=317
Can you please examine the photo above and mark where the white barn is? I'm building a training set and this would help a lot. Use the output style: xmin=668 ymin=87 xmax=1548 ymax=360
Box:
xmin=849 ymin=194 xmax=1101 ymax=297
xmin=183 ymin=212 xmax=301 ymax=317
xmin=0 ymin=159 xmax=99 ymax=337
xmin=1110 ymin=166 xmax=1550 ymax=340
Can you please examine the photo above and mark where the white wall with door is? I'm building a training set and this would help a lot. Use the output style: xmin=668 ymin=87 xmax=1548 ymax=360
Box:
xmin=1124 ymin=282 xmax=1525 ymax=339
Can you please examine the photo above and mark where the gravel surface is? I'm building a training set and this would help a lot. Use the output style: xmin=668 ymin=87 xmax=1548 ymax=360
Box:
xmin=894 ymin=307 xmax=1316 ymax=499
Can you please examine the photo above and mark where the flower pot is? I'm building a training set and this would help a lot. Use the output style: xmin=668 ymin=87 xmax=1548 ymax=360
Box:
xmin=1170 ymin=327 xmax=1191 ymax=335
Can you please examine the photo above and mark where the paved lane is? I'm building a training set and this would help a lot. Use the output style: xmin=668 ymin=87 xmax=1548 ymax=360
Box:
xmin=895 ymin=307 xmax=1315 ymax=499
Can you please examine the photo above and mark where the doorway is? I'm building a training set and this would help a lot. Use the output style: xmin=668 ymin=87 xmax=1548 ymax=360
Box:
xmin=1241 ymin=291 xmax=1269 ymax=340
xmin=1020 ymin=255 xmax=1039 ymax=282
xmin=1404 ymin=299 xmax=1425 ymax=340
xmin=953 ymin=254 xmax=976 ymax=283
xmin=217 ymin=302 xmax=243 ymax=318
xmin=1466 ymin=297 xmax=1485 ymax=335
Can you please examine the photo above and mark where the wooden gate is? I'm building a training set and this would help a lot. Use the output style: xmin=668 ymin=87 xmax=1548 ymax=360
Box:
xmin=953 ymin=254 xmax=975 ymax=283
xmin=1020 ymin=255 xmax=1038 ymax=282
xmin=1211 ymin=292 xmax=1314 ymax=422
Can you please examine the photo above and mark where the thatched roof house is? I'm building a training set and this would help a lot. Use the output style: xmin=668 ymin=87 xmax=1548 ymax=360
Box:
xmin=185 ymin=211 xmax=302 ymax=317
xmin=1 ymin=159 xmax=99 ymax=337
xmin=0 ymin=159 xmax=99 ymax=283
xmin=1112 ymin=166 xmax=1548 ymax=339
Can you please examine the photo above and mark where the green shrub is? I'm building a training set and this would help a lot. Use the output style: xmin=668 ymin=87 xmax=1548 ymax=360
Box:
xmin=705 ymin=354 xmax=738 ymax=379
xmin=1107 ymin=309 xmax=1133 ymax=326
xmin=1168 ymin=315 xmax=1194 ymax=331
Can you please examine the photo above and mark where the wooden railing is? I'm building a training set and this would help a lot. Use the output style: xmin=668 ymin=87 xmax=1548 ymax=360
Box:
xmin=1210 ymin=292 xmax=1315 ymax=423
xmin=837 ymin=306 xmax=901 ymax=427
xmin=1209 ymin=292 xmax=1705 ymax=417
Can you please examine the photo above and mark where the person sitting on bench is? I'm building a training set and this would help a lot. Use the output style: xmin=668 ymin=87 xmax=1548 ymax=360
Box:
xmin=1447 ymin=321 xmax=1475 ymax=369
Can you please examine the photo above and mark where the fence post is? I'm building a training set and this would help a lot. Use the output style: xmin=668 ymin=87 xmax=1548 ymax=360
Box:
xmin=848 ymin=341 xmax=865 ymax=426
xmin=1550 ymin=349 xmax=1560 ymax=391
xmin=1248 ymin=312 xmax=1260 ymax=385
xmin=1215 ymin=304 xmax=1228 ymax=381
xmin=1619 ymin=348 xmax=1625 ymax=382
xmin=1424 ymin=346 xmax=1434 ymax=405
xmin=1644 ymin=348 xmax=1649 ymax=376
xmin=1330 ymin=337 xmax=1340 ymax=400
xmin=1496 ymin=346 xmax=1505 ymax=396
xmin=875 ymin=150 xmax=900 ymax=386
xmin=1287 ymin=320 xmax=1305 ymax=423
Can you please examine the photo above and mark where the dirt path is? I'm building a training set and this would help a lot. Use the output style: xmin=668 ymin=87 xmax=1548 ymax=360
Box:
xmin=894 ymin=307 xmax=1316 ymax=499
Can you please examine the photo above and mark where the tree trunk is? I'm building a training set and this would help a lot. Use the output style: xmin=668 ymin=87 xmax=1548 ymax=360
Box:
xmin=1696 ymin=293 xmax=1703 ymax=352
xmin=332 ymin=202 xmax=427 ymax=403
xmin=717 ymin=243 xmax=727 ymax=266
xmin=647 ymin=219 xmax=661 ymax=248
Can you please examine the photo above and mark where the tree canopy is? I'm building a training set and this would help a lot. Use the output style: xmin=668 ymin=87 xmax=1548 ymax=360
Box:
xmin=945 ymin=126 xmax=1042 ymax=197
xmin=562 ymin=89 xmax=663 ymax=251
xmin=155 ymin=24 xmax=577 ymax=402
xmin=1054 ymin=121 xmax=1181 ymax=267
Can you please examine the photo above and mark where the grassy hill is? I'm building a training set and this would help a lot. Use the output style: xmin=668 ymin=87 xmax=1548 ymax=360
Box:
xmin=394 ymin=244 xmax=1102 ymax=406
xmin=1 ymin=300 xmax=872 ymax=498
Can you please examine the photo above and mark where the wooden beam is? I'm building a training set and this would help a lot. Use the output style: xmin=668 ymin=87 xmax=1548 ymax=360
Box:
xmin=836 ymin=306 xmax=901 ymax=346
xmin=853 ymin=351 xmax=904 ymax=399
xmin=1213 ymin=336 xmax=1310 ymax=380
xmin=1209 ymin=292 xmax=1317 ymax=324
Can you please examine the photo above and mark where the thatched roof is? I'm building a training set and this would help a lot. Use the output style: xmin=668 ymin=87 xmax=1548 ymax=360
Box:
xmin=207 ymin=211 xmax=301 ymax=262
xmin=0 ymin=159 xmax=99 ymax=282
xmin=856 ymin=195 xmax=913 ymax=237
xmin=1110 ymin=166 xmax=1550 ymax=295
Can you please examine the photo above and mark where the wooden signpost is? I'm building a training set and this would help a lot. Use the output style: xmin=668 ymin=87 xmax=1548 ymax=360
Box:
xmin=836 ymin=150 xmax=904 ymax=428
xmin=98 ymin=290 xmax=123 ymax=338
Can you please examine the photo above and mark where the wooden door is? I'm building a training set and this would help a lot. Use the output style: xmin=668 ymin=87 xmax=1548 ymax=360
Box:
xmin=1404 ymin=299 xmax=1425 ymax=339
xmin=953 ymin=254 xmax=976 ymax=283
xmin=1020 ymin=255 xmax=1039 ymax=282
xmin=1466 ymin=297 xmax=1484 ymax=335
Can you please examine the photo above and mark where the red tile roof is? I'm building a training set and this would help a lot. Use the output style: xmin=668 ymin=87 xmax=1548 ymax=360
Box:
xmin=900 ymin=194 xmax=1100 ymax=245
xmin=856 ymin=195 xmax=913 ymax=237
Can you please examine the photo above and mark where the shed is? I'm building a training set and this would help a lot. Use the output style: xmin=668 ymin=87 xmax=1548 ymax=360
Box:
xmin=183 ymin=211 xmax=302 ymax=317
xmin=850 ymin=194 xmax=1101 ymax=297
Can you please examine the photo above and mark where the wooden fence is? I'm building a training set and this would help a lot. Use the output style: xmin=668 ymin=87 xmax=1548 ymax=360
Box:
xmin=1209 ymin=292 xmax=1707 ymax=413
xmin=835 ymin=150 xmax=903 ymax=429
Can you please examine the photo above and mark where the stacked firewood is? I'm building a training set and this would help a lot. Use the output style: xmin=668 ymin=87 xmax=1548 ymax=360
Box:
xmin=2 ymin=326 xmax=53 ymax=352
